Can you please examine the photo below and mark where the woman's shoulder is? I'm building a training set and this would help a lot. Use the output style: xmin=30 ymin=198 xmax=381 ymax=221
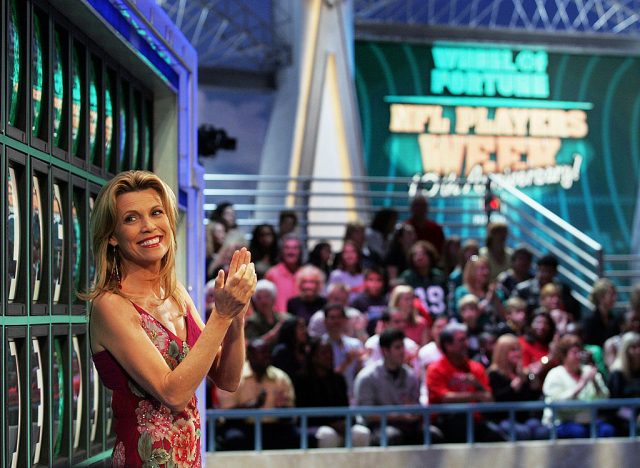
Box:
xmin=92 ymin=291 xmax=132 ymax=315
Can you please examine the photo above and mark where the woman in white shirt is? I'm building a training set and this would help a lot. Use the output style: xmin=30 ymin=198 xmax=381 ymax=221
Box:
xmin=542 ymin=334 xmax=615 ymax=438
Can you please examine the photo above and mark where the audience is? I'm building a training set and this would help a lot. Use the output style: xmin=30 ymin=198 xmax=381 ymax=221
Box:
xmin=286 ymin=265 xmax=327 ymax=324
xmin=323 ymin=303 xmax=365 ymax=403
xmin=271 ymin=317 xmax=309 ymax=381
xmin=365 ymin=208 xmax=398 ymax=261
xmin=388 ymin=284 xmax=431 ymax=346
xmin=354 ymin=329 xmax=429 ymax=445
xmin=384 ymin=223 xmax=417 ymax=283
xmin=513 ymin=254 xmax=580 ymax=320
xmin=307 ymin=240 xmax=333 ymax=279
xmin=398 ymin=240 xmax=448 ymax=317
xmin=217 ymin=339 xmax=298 ymax=450
xmin=245 ymin=279 xmax=291 ymax=345
xmin=488 ymin=334 xmax=549 ymax=440
xmin=583 ymin=278 xmax=621 ymax=347
xmin=452 ymin=254 xmax=505 ymax=321
xmin=265 ymin=234 xmax=304 ymax=312
xmin=426 ymin=323 xmax=504 ymax=442
xmin=207 ymin=203 xmax=640 ymax=449
xmin=328 ymin=240 xmax=365 ymax=302
xmin=479 ymin=222 xmax=512 ymax=281
xmin=294 ymin=337 xmax=371 ymax=448
xmin=405 ymin=193 xmax=445 ymax=254
xmin=496 ymin=245 xmax=534 ymax=297
xmin=542 ymin=334 xmax=614 ymax=438
xmin=350 ymin=266 xmax=389 ymax=334
xmin=249 ymin=223 xmax=279 ymax=279
xmin=308 ymin=282 xmax=367 ymax=341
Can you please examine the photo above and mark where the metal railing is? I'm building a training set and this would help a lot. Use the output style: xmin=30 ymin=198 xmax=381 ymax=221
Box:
xmin=204 ymin=173 xmax=609 ymax=308
xmin=488 ymin=175 xmax=604 ymax=310
xmin=206 ymin=398 xmax=640 ymax=452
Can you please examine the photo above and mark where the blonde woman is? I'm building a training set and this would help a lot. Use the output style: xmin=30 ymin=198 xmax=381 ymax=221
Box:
xmin=488 ymin=334 xmax=549 ymax=440
xmin=388 ymin=284 xmax=430 ymax=346
xmin=87 ymin=171 xmax=256 ymax=467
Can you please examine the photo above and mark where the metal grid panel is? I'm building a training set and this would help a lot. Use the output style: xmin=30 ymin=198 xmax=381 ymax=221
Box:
xmin=155 ymin=0 xmax=291 ymax=71
xmin=353 ymin=0 xmax=640 ymax=35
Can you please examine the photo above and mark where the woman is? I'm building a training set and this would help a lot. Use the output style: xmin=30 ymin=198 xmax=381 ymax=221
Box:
xmin=365 ymin=208 xmax=398 ymax=261
xmin=248 ymin=223 xmax=279 ymax=279
xmin=384 ymin=223 xmax=417 ymax=284
xmin=583 ymin=278 xmax=620 ymax=347
xmin=328 ymin=240 xmax=365 ymax=302
xmin=271 ymin=316 xmax=309 ymax=380
xmin=88 ymin=171 xmax=257 ymax=467
xmin=204 ymin=219 xmax=226 ymax=282
xmin=307 ymin=241 xmax=333 ymax=279
xmin=608 ymin=332 xmax=640 ymax=432
xmin=488 ymin=334 xmax=549 ymax=440
xmin=452 ymin=254 xmax=504 ymax=320
xmin=542 ymin=334 xmax=614 ymax=438
xmin=479 ymin=222 xmax=512 ymax=281
xmin=398 ymin=240 xmax=448 ymax=317
xmin=519 ymin=312 xmax=558 ymax=389
xmin=388 ymin=285 xmax=430 ymax=346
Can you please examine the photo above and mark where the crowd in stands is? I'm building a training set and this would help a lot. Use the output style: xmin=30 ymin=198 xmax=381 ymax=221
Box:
xmin=204 ymin=195 xmax=640 ymax=450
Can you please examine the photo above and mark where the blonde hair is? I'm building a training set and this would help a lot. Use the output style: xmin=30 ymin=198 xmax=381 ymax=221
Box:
xmin=80 ymin=170 xmax=184 ymax=309
xmin=462 ymin=254 xmax=490 ymax=289
xmin=489 ymin=334 xmax=520 ymax=375
xmin=611 ymin=332 xmax=640 ymax=378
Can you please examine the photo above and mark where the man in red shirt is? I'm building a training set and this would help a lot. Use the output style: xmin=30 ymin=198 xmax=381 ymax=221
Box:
xmin=405 ymin=194 xmax=445 ymax=254
xmin=426 ymin=322 xmax=504 ymax=442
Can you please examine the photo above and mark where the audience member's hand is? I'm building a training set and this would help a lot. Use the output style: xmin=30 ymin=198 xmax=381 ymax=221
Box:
xmin=213 ymin=248 xmax=257 ymax=320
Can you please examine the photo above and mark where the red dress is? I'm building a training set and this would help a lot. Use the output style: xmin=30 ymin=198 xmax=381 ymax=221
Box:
xmin=93 ymin=303 xmax=202 ymax=467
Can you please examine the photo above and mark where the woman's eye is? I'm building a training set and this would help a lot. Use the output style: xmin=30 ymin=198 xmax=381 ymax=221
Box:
xmin=152 ymin=209 xmax=164 ymax=216
xmin=124 ymin=215 xmax=136 ymax=223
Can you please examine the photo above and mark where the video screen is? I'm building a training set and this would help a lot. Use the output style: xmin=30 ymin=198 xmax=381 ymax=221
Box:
xmin=7 ymin=0 xmax=21 ymax=127
xmin=31 ymin=338 xmax=44 ymax=464
xmin=32 ymin=176 xmax=44 ymax=302
xmin=52 ymin=337 xmax=65 ymax=457
xmin=71 ymin=196 xmax=81 ymax=293
xmin=71 ymin=335 xmax=83 ymax=449
xmin=32 ymin=14 xmax=43 ymax=136
xmin=88 ymin=196 xmax=96 ymax=286
xmin=53 ymin=31 xmax=64 ymax=147
xmin=8 ymin=167 xmax=21 ymax=303
xmin=89 ymin=62 xmax=98 ymax=164
xmin=89 ymin=362 xmax=99 ymax=443
xmin=105 ymin=76 xmax=114 ymax=170
xmin=71 ymin=46 xmax=82 ymax=156
xmin=7 ymin=339 xmax=22 ymax=468
xmin=52 ymin=183 xmax=64 ymax=304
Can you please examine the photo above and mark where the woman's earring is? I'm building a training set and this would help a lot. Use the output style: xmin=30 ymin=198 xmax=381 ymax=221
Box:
xmin=110 ymin=245 xmax=122 ymax=289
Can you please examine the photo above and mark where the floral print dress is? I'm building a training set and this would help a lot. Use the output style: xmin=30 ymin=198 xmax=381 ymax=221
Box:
xmin=93 ymin=302 xmax=202 ymax=467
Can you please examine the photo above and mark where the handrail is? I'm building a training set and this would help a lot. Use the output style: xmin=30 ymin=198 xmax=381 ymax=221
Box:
xmin=206 ymin=398 xmax=640 ymax=451
xmin=489 ymin=175 xmax=603 ymax=252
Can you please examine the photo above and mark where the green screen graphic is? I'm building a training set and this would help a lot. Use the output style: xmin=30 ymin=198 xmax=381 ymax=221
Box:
xmin=53 ymin=32 xmax=64 ymax=147
xmin=72 ymin=47 xmax=82 ymax=156
xmin=32 ymin=15 xmax=43 ymax=136
xmin=8 ymin=0 xmax=21 ymax=127
xmin=355 ymin=41 xmax=640 ymax=254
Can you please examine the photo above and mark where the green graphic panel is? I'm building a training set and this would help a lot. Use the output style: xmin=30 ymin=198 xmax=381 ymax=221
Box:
xmin=355 ymin=41 xmax=640 ymax=254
